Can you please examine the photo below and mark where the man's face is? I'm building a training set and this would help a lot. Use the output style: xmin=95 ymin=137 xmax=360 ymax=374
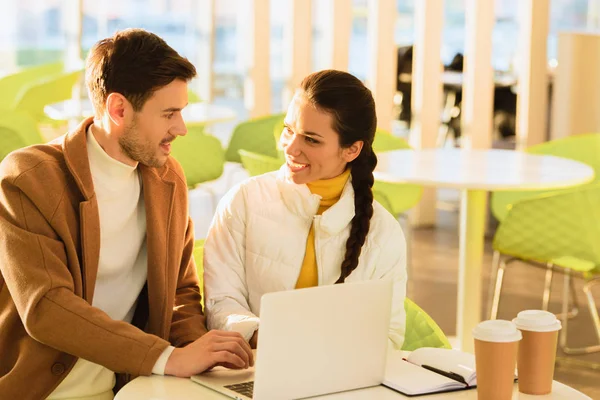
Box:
xmin=119 ymin=79 xmax=188 ymax=168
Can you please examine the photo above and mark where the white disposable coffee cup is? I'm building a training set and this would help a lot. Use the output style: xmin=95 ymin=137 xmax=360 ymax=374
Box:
xmin=513 ymin=310 xmax=561 ymax=395
xmin=513 ymin=309 xmax=562 ymax=332
xmin=472 ymin=320 xmax=521 ymax=400
xmin=472 ymin=319 xmax=523 ymax=342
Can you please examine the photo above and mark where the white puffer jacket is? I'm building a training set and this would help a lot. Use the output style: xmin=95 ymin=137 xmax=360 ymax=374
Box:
xmin=203 ymin=166 xmax=407 ymax=349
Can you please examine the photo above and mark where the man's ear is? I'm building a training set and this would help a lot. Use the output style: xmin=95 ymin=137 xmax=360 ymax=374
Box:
xmin=106 ymin=93 xmax=129 ymax=126
xmin=343 ymin=140 xmax=364 ymax=163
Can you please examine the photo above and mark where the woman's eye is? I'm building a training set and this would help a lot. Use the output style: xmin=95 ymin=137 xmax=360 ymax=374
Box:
xmin=305 ymin=136 xmax=319 ymax=144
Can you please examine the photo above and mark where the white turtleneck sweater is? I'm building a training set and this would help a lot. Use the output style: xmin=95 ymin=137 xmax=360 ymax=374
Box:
xmin=48 ymin=128 xmax=174 ymax=400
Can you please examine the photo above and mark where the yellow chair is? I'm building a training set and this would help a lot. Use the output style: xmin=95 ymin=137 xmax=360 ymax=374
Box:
xmin=490 ymin=183 xmax=600 ymax=356
xmin=11 ymin=69 xmax=83 ymax=122
xmin=489 ymin=133 xmax=600 ymax=357
xmin=238 ymin=149 xmax=283 ymax=176
xmin=170 ymin=127 xmax=226 ymax=188
xmin=0 ymin=62 xmax=64 ymax=110
xmin=225 ymin=114 xmax=285 ymax=163
xmin=402 ymin=298 xmax=452 ymax=351
xmin=0 ymin=110 xmax=44 ymax=161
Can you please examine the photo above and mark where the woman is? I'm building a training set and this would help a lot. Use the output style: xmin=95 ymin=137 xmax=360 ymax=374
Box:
xmin=203 ymin=70 xmax=407 ymax=349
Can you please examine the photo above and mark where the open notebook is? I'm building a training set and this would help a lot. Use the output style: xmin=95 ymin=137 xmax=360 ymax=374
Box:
xmin=383 ymin=348 xmax=477 ymax=396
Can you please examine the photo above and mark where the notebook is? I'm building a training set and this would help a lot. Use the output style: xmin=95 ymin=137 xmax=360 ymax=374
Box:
xmin=191 ymin=279 xmax=393 ymax=400
xmin=383 ymin=347 xmax=477 ymax=396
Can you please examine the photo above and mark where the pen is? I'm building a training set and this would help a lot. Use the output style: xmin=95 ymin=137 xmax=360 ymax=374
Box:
xmin=421 ymin=364 xmax=469 ymax=387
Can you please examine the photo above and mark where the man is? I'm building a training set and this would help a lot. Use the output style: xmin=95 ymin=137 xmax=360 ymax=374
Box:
xmin=0 ymin=29 xmax=252 ymax=400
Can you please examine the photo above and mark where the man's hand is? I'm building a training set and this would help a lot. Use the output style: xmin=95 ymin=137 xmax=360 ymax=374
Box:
xmin=164 ymin=330 xmax=253 ymax=378
xmin=249 ymin=330 xmax=259 ymax=349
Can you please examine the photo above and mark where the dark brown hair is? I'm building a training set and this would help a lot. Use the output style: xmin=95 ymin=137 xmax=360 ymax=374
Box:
xmin=85 ymin=28 xmax=197 ymax=114
xmin=300 ymin=70 xmax=377 ymax=283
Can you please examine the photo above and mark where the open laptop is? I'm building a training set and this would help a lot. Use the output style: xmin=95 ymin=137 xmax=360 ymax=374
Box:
xmin=191 ymin=279 xmax=393 ymax=400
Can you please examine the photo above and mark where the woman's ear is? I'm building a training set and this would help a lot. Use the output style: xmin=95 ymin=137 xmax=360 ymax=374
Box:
xmin=343 ymin=140 xmax=364 ymax=163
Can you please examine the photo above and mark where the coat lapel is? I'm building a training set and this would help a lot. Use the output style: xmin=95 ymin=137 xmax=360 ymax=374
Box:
xmin=140 ymin=164 xmax=176 ymax=337
xmin=62 ymin=117 xmax=101 ymax=302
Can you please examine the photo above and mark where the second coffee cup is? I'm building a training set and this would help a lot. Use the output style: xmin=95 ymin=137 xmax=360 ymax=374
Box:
xmin=513 ymin=310 xmax=561 ymax=395
xmin=472 ymin=320 xmax=522 ymax=400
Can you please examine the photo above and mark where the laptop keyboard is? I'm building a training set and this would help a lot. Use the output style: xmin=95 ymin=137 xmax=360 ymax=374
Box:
xmin=225 ymin=381 xmax=254 ymax=398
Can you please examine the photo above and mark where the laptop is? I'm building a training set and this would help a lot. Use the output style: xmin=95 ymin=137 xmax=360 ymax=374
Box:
xmin=191 ymin=279 xmax=393 ymax=400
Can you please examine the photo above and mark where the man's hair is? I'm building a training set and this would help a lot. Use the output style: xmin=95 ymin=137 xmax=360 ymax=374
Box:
xmin=85 ymin=28 xmax=197 ymax=114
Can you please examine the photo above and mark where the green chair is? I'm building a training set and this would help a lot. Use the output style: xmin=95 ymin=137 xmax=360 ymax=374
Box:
xmin=0 ymin=111 xmax=44 ymax=161
xmin=193 ymin=239 xmax=205 ymax=308
xmin=402 ymin=298 xmax=452 ymax=351
xmin=170 ymin=126 xmax=226 ymax=188
xmin=371 ymin=130 xmax=423 ymax=274
xmin=238 ymin=149 xmax=283 ymax=176
xmin=187 ymin=89 xmax=202 ymax=103
xmin=225 ymin=114 xmax=285 ymax=163
xmin=11 ymin=69 xmax=83 ymax=122
xmin=490 ymin=183 xmax=600 ymax=355
xmin=372 ymin=130 xmax=423 ymax=217
xmin=491 ymin=133 xmax=600 ymax=222
xmin=0 ymin=62 xmax=64 ymax=110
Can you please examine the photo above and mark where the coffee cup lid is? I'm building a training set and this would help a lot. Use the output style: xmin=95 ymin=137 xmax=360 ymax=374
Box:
xmin=512 ymin=310 xmax=562 ymax=332
xmin=472 ymin=320 xmax=522 ymax=343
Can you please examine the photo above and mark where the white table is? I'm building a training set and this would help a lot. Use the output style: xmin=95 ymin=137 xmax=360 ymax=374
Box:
xmin=115 ymin=376 xmax=590 ymax=399
xmin=374 ymin=148 xmax=595 ymax=352
xmin=44 ymin=99 xmax=237 ymax=127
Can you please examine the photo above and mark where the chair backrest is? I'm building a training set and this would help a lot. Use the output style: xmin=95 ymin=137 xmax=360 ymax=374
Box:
xmin=491 ymin=133 xmax=600 ymax=222
xmin=527 ymin=133 xmax=600 ymax=179
xmin=0 ymin=111 xmax=44 ymax=161
xmin=193 ymin=239 xmax=205 ymax=308
xmin=402 ymin=298 xmax=452 ymax=351
xmin=225 ymin=114 xmax=284 ymax=163
xmin=238 ymin=149 xmax=283 ymax=176
xmin=0 ymin=127 xmax=29 ymax=162
xmin=12 ymin=69 xmax=83 ymax=120
xmin=170 ymin=127 xmax=225 ymax=187
xmin=372 ymin=130 xmax=423 ymax=215
xmin=0 ymin=110 xmax=43 ymax=147
xmin=493 ymin=182 xmax=600 ymax=269
xmin=372 ymin=129 xmax=412 ymax=153
xmin=0 ymin=62 xmax=64 ymax=109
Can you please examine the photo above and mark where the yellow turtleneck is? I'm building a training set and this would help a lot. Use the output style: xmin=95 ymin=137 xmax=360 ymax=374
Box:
xmin=295 ymin=168 xmax=351 ymax=289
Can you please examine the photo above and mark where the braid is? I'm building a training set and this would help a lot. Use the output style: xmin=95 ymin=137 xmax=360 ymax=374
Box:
xmin=298 ymin=70 xmax=378 ymax=283
xmin=336 ymin=148 xmax=377 ymax=283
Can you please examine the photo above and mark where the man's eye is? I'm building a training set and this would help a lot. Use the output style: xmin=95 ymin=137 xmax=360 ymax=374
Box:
xmin=165 ymin=113 xmax=174 ymax=119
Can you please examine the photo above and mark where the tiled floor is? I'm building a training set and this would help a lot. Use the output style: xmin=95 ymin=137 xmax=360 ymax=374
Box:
xmin=408 ymin=206 xmax=600 ymax=399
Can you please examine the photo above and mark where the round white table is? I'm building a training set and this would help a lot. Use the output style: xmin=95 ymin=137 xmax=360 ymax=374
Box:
xmin=115 ymin=375 xmax=590 ymax=399
xmin=44 ymin=99 xmax=237 ymax=127
xmin=374 ymin=148 xmax=595 ymax=352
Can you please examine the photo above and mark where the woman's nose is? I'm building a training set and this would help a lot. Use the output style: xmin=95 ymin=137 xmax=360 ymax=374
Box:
xmin=283 ymin=135 xmax=302 ymax=157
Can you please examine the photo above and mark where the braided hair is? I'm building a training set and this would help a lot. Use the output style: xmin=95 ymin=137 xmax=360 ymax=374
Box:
xmin=299 ymin=70 xmax=377 ymax=283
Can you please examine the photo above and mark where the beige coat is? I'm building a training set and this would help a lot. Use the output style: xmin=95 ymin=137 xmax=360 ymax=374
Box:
xmin=0 ymin=118 xmax=206 ymax=399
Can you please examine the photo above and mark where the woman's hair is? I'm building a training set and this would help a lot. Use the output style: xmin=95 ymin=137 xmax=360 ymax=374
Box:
xmin=299 ymin=70 xmax=377 ymax=284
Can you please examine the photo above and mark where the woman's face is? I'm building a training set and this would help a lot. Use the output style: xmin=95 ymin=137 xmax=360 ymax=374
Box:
xmin=280 ymin=92 xmax=362 ymax=185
